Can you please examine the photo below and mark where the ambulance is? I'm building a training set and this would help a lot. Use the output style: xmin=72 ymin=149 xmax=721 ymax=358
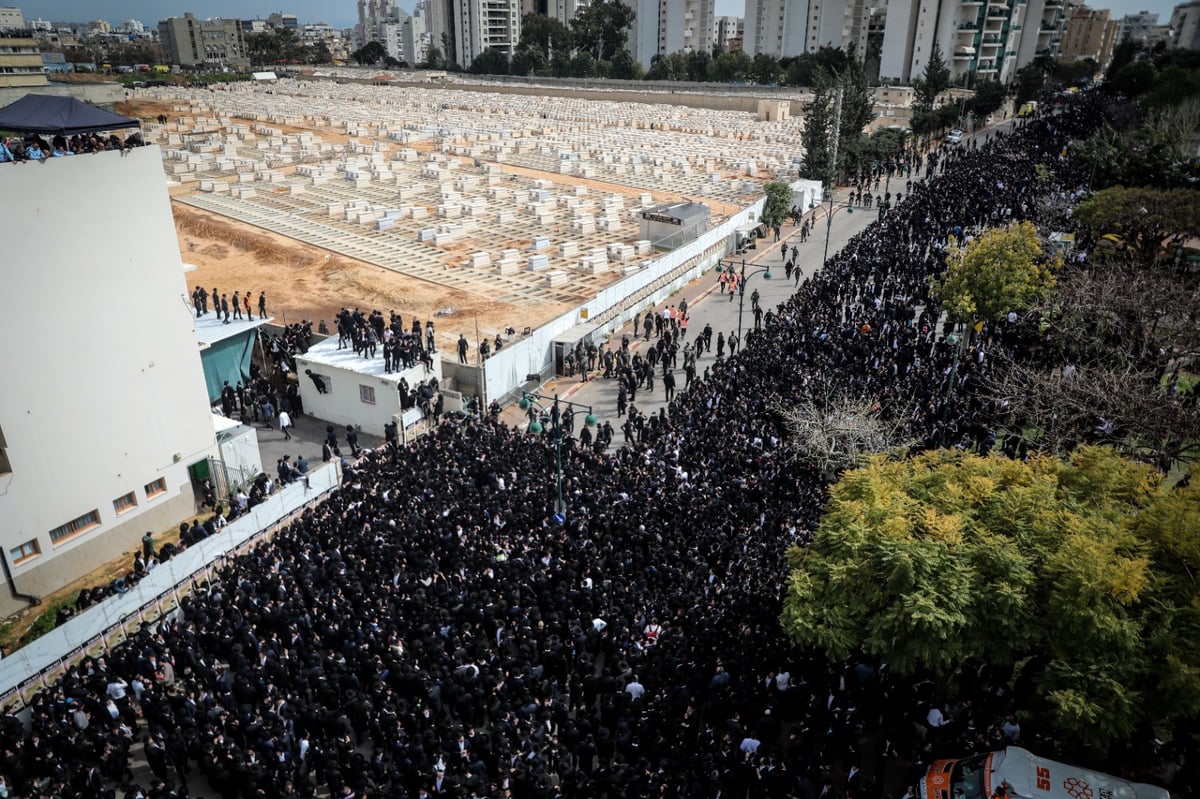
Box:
xmin=919 ymin=747 xmax=1169 ymax=799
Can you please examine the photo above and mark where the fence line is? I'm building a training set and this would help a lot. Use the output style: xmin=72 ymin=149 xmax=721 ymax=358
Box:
xmin=0 ymin=462 xmax=342 ymax=704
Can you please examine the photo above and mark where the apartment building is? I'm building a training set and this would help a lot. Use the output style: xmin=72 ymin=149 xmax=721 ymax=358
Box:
xmin=158 ymin=13 xmax=249 ymax=69
xmin=628 ymin=0 xmax=715 ymax=68
xmin=1060 ymin=5 xmax=1118 ymax=67
xmin=744 ymin=0 xmax=874 ymax=58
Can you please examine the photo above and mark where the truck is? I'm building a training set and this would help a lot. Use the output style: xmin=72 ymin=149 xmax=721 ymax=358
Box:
xmin=919 ymin=747 xmax=1169 ymax=799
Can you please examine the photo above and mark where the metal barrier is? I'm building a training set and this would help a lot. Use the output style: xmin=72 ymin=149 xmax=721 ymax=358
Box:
xmin=0 ymin=461 xmax=341 ymax=704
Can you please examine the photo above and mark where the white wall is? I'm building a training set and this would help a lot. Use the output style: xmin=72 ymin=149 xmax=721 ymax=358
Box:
xmin=295 ymin=345 xmax=442 ymax=437
xmin=0 ymin=146 xmax=217 ymax=583
xmin=480 ymin=195 xmax=767 ymax=403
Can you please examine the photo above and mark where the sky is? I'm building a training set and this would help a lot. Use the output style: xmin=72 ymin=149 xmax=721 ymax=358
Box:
xmin=27 ymin=0 xmax=1185 ymax=31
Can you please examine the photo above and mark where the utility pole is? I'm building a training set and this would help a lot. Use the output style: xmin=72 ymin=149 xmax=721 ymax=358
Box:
xmin=828 ymin=85 xmax=844 ymax=191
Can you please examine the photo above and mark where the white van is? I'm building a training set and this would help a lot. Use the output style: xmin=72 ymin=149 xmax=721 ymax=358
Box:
xmin=919 ymin=747 xmax=1169 ymax=799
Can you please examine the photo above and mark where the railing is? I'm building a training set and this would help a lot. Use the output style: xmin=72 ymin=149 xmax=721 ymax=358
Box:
xmin=0 ymin=461 xmax=341 ymax=706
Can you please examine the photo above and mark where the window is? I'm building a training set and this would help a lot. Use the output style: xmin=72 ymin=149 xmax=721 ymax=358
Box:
xmin=9 ymin=539 xmax=39 ymax=565
xmin=145 ymin=477 xmax=167 ymax=498
xmin=0 ymin=424 xmax=9 ymax=475
xmin=113 ymin=491 xmax=138 ymax=514
xmin=360 ymin=384 xmax=376 ymax=405
xmin=49 ymin=510 xmax=101 ymax=544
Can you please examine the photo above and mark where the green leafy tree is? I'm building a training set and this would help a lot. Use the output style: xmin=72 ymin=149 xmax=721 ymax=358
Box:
xmin=518 ymin=13 xmax=572 ymax=59
xmin=570 ymin=0 xmax=635 ymax=62
xmin=608 ymin=48 xmax=643 ymax=80
xmin=937 ymin=220 xmax=1057 ymax=324
xmin=782 ymin=447 xmax=1200 ymax=747
xmin=685 ymin=49 xmax=711 ymax=82
xmin=750 ymin=53 xmax=783 ymax=85
xmin=646 ymin=51 xmax=688 ymax=81
xmin=470 ymin=47 xmax=510 ymax=75
xmin=912 ymin=43 xmax=950 ymax=110
xmin=785 ymin=46 xmax=849 ymax=86
xmin=1074 ymin=186 xmax=1200 ymax=266
xmin=967 ymin=78 xmax=1007 ymax=119
xmin=351 ymin=40 xmax=387 ymax=66
xmin=422 ymin=44 xmax=444 ymax=70
xmin=710 ymin=49 xmax=751 ymax=82
xmin=800 ymin=69 xmax=835 ymax=182
xmin=510 ymin=45 xmax=547 ymax=76
xmin=760 ymin=181 xmax=793 ymax=229
xmin=833 ymin=54 xmax=874 ymax=181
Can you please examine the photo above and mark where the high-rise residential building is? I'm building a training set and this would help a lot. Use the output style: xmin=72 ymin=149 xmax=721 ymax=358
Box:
xmin=451 ymin=0 xmax=521 ymax=68
xmin=627 ymin=0 xmax=715 ymax=68
xmin=1116 ymin=10 xmax=1158 ymax=43
xmin=1171 ymin=1 xmax=1200 ymax=50
xmin=547 ymin=0 xmax=591 ymax=25
xmin=880 ymin=0 xmax=1060 ymax=85
xmin=743 ymin=0 xmax=873 ymax=58
xmin=1060 ymin=5 xmax=1118 ymax=67
xmin=402 ymin=6 xmax=430 ymax=65
xmin=158 ymin=13 xmax=249 ymax=68
xmin=417 ymin=0 xmax=454 ymax=65
xmin=712 ymin=14 xmax=744 ymax=52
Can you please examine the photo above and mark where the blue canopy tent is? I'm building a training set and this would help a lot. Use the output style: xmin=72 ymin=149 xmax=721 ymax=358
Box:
xmin=0 ymin=93 xmax=139 ymax=135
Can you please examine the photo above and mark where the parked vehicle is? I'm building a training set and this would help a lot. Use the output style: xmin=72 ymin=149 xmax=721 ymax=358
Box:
xmin=919 ymin=747 xmax=1169 ymax=799
xmin=946 ymin=129 xmax=964 ymax=144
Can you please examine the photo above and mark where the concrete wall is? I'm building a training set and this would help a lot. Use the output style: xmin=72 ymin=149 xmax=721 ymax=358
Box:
xmin=0 ymin=146 xmax=217 ymax=605
xmin=324 ymin=72 xmax=813 ymax=115
xmin=478 ymin=194 xmax=767 ymax=404
xmin=0 ymin=81 xmax=125 ymax=109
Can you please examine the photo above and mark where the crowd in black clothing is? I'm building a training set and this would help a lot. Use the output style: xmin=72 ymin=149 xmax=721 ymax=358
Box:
xmin=2 ymin=93 xmax=1191 ymax=799
xmin=0 ymin=130 xmax=145 ymax=163
xmin=334 ymin=309 xmax=437 ymax=376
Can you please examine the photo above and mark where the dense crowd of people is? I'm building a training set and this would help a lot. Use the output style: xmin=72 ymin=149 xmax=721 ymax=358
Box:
xmin=1 ymin=92 xmax=1191 ymax=799
xmin=0 ymin=130 xmax=145 ymax=163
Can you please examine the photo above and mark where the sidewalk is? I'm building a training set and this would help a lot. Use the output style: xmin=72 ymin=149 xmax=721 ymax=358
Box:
xmin=501 ymin=201 xmax=882 ymax=436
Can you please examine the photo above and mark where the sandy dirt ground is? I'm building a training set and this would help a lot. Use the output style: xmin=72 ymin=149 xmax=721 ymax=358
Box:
xmin=122 ymin=97 xmax=751 ymax=344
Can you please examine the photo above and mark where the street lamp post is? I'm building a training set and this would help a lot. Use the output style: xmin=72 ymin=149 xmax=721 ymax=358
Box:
xmin=518 ymin=392 xmax=597 ymax=522
xmin=810 ymin=189 xmax=857 ymax=267
xmin=714 ymin=258 xmax=772 ymax=343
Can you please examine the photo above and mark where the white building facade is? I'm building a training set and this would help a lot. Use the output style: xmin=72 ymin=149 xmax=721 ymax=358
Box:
xmin=452 ymin=0 xmax=521 ymax=68
xmin=627 ymin=0 xmax=715 ymax=69
xmin=0 ymin=147 xmax=218 ymax=617
xmin=743 ymin=0 xmax=872 ymax=58
xmin=880 ymin=0 xmax=1051 ymax=85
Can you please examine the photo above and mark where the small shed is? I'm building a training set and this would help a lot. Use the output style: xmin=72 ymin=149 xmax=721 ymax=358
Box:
xmin=638 ymin=201 xmax=710 ymax=251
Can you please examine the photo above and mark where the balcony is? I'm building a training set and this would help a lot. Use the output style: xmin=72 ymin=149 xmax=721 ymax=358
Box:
xmin=958 ymin=21 xmax=980 ymax=31
xmin=954 ymin=46 xmax=977 ymax=59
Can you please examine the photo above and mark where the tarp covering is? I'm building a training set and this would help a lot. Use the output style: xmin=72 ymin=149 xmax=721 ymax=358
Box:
xmin=0 ymin=94 xmax=139 ymax=135
xmin=200 ymin=330 xmax=256 ymax=403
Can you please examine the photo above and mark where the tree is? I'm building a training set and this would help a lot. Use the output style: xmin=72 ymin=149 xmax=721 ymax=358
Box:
xmin=773 ymin=389 xmax=918 ymax=476
xmin=351 ymin=41 xmax=387 ymax=66
xmin=800 ymin=70 xmax=835 ymax=183
xmin=1074 ymin=187 xmax=1200 ymax=266
xmin=518 ymin=13 xmax=572 ymax=60
xmin=608 ymin=48 xmax=643 ymax=80
xmin=710 ymin=49 xmax=751 ymax=83
xmin=750 ymin=53 xmax=783 ymax=85
xmin=936 ymin=221 xmax=1057 ymax=324
xmin=912 ymin=43 xmax=950 ymax=111
xmin=833 ymin=53 xmax=874 ymax=181
xmin=685 ymin=49 xmax=710 ymax=82
xmin=784 ymin=46 xmax=849 ymax=86
xmin=470 ymin=47 xmax=510 ymax=75
xmin=967 ymin=78 xmax=1007 ymax=119
xmin=571 ymin=0 xmax=635 ymax=62
xmin=760 ymin=181 xmax=794 ymax=230
xmin=510 ymin=45 xmax=547 ymax=76
xmin=646 ymin=51 xmax=688 ymax=81
xmin=422 ymin=44 xmax=444 ymax=70
xmin=782 ymin=446 xmax=1200 ymax=747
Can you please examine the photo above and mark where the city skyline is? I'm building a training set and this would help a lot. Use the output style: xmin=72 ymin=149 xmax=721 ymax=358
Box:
xmin=23 ymin=0 xmax=1186 ymax=32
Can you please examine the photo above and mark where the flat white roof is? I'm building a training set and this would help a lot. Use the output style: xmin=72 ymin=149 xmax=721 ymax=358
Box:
xmin=194 ymin=313 xmax=272 ymax=347
xmin=297 ymin=334 xmax=430 ymax=386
